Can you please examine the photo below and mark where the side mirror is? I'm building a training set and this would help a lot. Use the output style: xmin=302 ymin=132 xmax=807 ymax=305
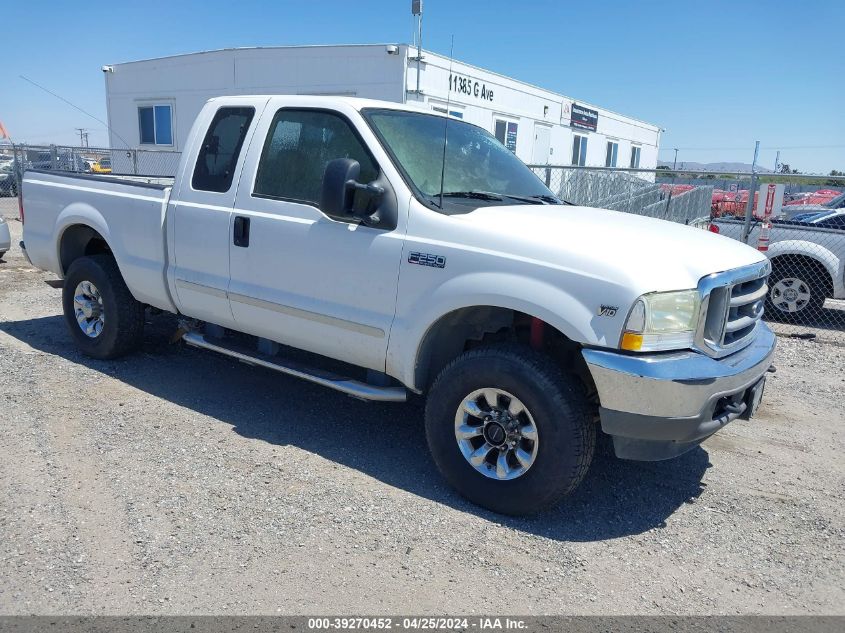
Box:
xmin=321 ymin=158 xmax=384 ymax=221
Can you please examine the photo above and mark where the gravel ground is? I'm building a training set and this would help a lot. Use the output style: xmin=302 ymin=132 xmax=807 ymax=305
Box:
xmin=0 ymin=197 xmax=843 ymax=615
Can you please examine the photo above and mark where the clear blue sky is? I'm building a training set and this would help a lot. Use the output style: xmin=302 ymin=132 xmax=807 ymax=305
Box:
xmin=2 ymin=0 xmax=843 ymax=173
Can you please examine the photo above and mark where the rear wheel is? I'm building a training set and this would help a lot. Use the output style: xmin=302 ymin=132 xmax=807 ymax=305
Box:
xmin=424 ymin=345 xmax=595 ymax=516
xmin=766 ymin=263 xmax=826 ymax=324
xmin=62 ymin=254 xmax=145 ymax=359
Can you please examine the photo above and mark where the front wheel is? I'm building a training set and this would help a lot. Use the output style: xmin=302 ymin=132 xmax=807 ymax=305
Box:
xmin=424 ymin=345 xmax=595 ymax=516
xmin=62 ymin=254 xmax=145 ymax=359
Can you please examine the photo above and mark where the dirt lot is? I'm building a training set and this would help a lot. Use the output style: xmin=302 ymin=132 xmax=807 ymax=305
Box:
xmin=0 ymin=197 xmax=843 ymax=615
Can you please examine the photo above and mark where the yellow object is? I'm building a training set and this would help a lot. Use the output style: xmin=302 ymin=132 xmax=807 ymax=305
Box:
xmin=620 ymin=332 xmax=643 ymax=351
xmin=91 ymin=159 xmax=112 ymax=174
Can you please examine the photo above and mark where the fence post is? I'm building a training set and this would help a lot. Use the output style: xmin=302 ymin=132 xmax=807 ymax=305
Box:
xmin=132 ymin=150 xmax=138 ymax=175
xmin=544 ymin=167 xmax=551 ymax=187
xmin=50 ymin=145 xmax=58 ymax=170
xmin=741 ymin=141 xmax=760 ymax=244
xmin=13 ymin=143 xmax=22 ymax=195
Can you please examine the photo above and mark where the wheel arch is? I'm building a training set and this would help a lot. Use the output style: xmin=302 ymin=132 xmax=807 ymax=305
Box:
xmin=768 ymin=246 xmax=836 ymax=297
xmin=55 ymin=202 xmax=114 ymax=276
xmin=409 ymin=304 xmax=592 ymax=394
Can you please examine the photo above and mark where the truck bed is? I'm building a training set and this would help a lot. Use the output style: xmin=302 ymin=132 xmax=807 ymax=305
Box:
xmin=21 ymin=169 xmax=177 ymax=312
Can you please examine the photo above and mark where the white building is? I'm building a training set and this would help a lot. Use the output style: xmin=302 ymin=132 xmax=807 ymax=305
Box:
xmin=103 ymin=44 xmax=660 ymax=172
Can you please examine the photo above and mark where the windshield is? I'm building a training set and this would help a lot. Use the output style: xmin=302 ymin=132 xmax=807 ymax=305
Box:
xmin=823 ymin=191 xmax=845 ymax=208
xmin=0 ymin=162 xmax=12 ymax=173
xmin=363 ymin=108 xmax=556 ymax=211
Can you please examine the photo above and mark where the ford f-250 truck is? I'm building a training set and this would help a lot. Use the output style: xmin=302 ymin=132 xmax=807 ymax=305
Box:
xmin=20 ymin=96 xmax=775 ymax=515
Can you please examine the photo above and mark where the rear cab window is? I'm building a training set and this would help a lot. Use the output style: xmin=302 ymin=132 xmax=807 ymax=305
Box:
xmin=192 ymin=106 xmax=256 ymax=193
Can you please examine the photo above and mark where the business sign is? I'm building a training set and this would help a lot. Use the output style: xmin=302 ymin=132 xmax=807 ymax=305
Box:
xmin=570 ymin=103 xmax=598 ymax=132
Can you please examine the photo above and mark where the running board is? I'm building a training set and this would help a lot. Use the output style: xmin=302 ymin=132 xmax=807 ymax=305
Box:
xmin=182 ymin=331 xmax=407 ymax=402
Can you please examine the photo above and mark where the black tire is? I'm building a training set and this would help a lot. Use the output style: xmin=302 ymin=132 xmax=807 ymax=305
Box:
xmin=424 ymin=345 xmax=595 ymax=516
xmin=62 ymin=254 xmax=145 ymax=359
xmin=766 ymin=262 xmax=826 ymax=324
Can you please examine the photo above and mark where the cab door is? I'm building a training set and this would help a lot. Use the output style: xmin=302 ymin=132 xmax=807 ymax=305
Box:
xmin=227 ymin=103 xmax=406 ymax=371
xmin=169 ymin=101 xmax=261 ymax=327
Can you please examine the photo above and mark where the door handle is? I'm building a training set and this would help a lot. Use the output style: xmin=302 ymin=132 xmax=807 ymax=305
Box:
xmin=233 ymin=216 xmax=250 ymax=247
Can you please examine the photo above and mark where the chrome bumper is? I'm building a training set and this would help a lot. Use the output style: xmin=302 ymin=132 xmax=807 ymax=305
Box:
xmin=582 ymin=322 xmax=776 ymax=460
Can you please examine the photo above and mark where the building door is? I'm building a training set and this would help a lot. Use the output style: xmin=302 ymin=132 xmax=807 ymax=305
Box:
xmin=227 ymin=107 xmax=405 ymax=371
xmin=532 ymin=125 xmax=552 ymax=165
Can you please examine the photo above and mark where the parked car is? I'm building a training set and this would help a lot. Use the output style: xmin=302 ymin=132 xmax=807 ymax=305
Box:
xmin=781 ymin=190 xmax=845 ymax=219
xmin=91 ymin=157 xmax=112 ymax=174
xmin=783 ymin=189 xmax=841 ymax=208
xmin=710 ymin=216 xmax=845 ymax=322
xmin=0 ymin=161 xmax=17 ymax=196
xmin=0 ymin=216 xmax=10 ymax=258
xmin=20 ymin=96 xmax=775 ymax=515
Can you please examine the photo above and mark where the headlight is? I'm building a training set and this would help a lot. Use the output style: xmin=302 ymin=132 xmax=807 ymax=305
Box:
xmin=620 ymin=289 xmax=700 ymax=352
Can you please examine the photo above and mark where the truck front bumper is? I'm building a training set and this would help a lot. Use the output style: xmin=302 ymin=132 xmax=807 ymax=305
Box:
xmin=582 ymin=323 xmax=776 ymax=461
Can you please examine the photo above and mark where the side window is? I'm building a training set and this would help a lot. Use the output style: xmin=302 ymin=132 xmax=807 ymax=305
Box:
xmin=253 ymin=109 xmax=378 ymax=208
xmin=192 ymin=106 xmax=255 ymax=193
xmin=605 ymin=141 xmax=618 ymax=167
xmin=572 ymin=135 xmax=587 ymax=166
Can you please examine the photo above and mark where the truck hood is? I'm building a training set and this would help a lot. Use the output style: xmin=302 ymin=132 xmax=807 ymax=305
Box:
xmin=454 ymin=204 xmax=767 ymax=294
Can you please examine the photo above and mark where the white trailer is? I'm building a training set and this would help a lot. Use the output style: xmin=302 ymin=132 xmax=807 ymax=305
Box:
xmin=103 ymin=44 xmax=660 ymax=172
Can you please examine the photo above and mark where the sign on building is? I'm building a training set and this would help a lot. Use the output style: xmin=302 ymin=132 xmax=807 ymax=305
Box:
xmin=570 ymin=103 xmax=598 ymax=132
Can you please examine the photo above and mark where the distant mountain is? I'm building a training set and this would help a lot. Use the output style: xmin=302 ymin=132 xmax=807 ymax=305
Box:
xmin=658 ymin=161 xmax=772 ymax=173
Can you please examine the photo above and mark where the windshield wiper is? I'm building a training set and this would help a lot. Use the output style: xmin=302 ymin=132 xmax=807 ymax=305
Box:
xmin=440 ymin=190 xmax=504 ymax=201
xmin=438 ymin=191 xmax=571 ymax=206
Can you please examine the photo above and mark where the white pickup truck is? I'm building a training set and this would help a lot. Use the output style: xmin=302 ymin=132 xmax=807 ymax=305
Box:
xmin=20 ymin=96 xmax=775 ymax=515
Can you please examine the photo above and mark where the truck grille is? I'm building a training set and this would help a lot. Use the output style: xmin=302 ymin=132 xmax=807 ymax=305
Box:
xmin=697 ymin=262 xmax=770 ymax=357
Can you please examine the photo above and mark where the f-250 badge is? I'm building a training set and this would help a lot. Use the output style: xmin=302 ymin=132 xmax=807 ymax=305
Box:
xmin=598 ymin=305 xmax=618 ymax=317
xmin=408 ymin=252 xmax=446 ymax=268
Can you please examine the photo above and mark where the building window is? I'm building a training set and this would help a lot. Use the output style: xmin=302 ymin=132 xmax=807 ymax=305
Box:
xmin=571 ymin=135 xmax=587 ymax=166
xmin=192 ymin=106 xmax=255 ymax=193
xmin=138 ymin=104 xmax=173 ymax=145
xmin=630 ymin=145 xmax=642 ymax=169
xmin=605 ymin=141 xmax=618 ymax=167
xmin=253 ymin=109 xmax=379 ymax=212
xmin=495 ymin=119 xmax=518 ymax=152
xmin=431 ymin=105 xmax=464 ymax=119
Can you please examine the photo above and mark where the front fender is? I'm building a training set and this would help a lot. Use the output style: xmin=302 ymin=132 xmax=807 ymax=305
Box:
xmin=767 ymin=239 xmax=842 ymax=295
xmin=386 ymin=271 xmax=630 ymax=391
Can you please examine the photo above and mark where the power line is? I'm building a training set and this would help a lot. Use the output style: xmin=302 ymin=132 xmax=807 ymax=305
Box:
xmin=19 ymin=75 xmax=130 ymax=148
xmin=659 ymin=144 xmax=845 ymax=152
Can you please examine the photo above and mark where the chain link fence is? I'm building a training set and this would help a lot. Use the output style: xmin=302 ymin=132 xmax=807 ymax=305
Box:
xmin=0 ymin=143 xmax=181 ymax=182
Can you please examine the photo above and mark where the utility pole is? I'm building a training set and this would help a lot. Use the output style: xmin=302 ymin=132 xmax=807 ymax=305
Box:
xmin=411 ymin=0 xmax=424 ymax=96
xmin=773 ymin=150 xmax=780 ymax=174
xmin=75 ymin=128 xmax=88 ymax=147
xmin=672 ymin=148 xmax=679 ymax=170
